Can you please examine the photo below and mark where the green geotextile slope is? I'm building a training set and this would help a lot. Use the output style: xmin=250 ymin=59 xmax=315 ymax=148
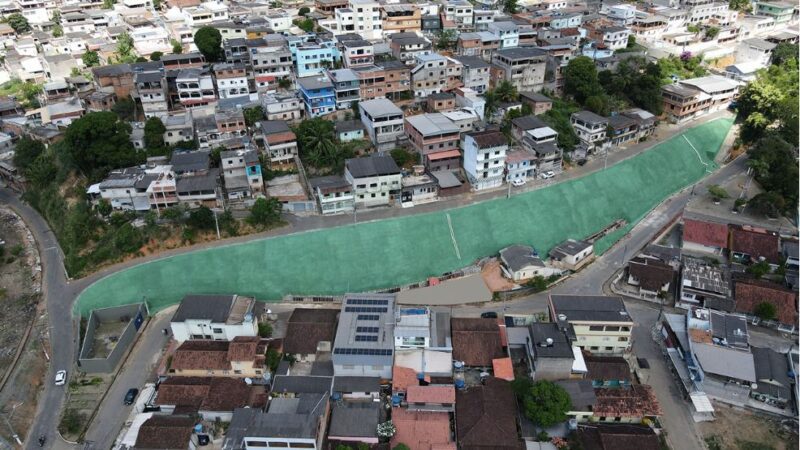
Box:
xmin=74 ymin=118 xmax=733 ymax=316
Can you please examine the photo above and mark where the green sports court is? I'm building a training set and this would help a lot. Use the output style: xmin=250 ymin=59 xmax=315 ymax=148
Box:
xmin=74 ymin=118 xmax=733 ymax=316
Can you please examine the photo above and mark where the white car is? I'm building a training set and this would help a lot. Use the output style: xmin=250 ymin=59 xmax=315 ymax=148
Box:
xmin=55 ymin=370 xmax=67 ymax=386
xmin=511 ymin=178 xmax=526 ymax=187
xmin=541 ymin=171 xmax=555 ymax=179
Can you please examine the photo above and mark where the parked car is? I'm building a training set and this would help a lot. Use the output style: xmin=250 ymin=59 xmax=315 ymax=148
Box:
xmin=480 ymin=312 xmax=498 ymax=319
xmin=124 ymin=388 xmax=139 ymax=405
xmin=541 ymin=171 xmax=555 ymax=179
xmin=577 ymin=159 xmax=587 ymax=166
xmin=54 ymin=370 xmax=66 ymax=386
xmin=511 ymin=178 xmax=526 ymax=187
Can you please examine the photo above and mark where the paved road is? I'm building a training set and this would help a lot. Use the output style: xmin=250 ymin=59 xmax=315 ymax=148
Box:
xmin=8 ymin=111 xmax=743 ymax=449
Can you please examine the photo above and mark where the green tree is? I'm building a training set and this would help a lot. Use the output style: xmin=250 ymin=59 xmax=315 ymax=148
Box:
xmin=747 ymin=260 xmax=771 ymax=278
xmin=729 ymin=0 xmax=751 ymax=12
xmin=82 ymin=51 xmax=100 ymax=67
xmin=52 ymin=24 xmax=63 ymax=37
xmin=393 ymin=445 xmax=411 ymax=450
xmin=194 ymin=26 xmax=223 ymax=62
xmin=513 ymin=379 xmax=571 ymax=427
xmin=247 ymin=197 xmax=282 ymax=227
xmin=390 ymin=148 xmax=415 ymax=167
xmin=171 ymin=39 xmax=183 ymax=54
xmin=150 ymin=51 xmax=163 ymax=61
xmin=114 ymin=223 xmax=143 ymax=253
xmin=152 ymin=0 xmax=161 ymax=8
xmin=258 ymin=322 xmax=273 ymax=337
xmin=746 ymin=134 xmax=798 ymax=212
xmin=7 ymin=14 xmax=30 ymax=33
xmin=111 ymin=96 xmax=136 ymax=121
xmin=753 ymin=302 xmax=777 ymax=321
xmin=295 ymin=118 xmax=353 ymax=170
xmin=705 ymin=27 xmax=720 ymax=40
xmin=187 ymin=206 xmax=215 ymax=230
xmin=298 ymin=6 xmax=310 ymax=15
xmin=351 ymin=100 xmax=361 ymax=119
xmin=585 ymin=94 xmax=610 ymax=116
xmin=63 ymin=112 xmax=140 ymax=181
xmin=707 ymin=185 xmax=729 ymax=202
xmin=17 ymin=81 xmax=42 ymax=108
xmin=243 ymin=106 xmax=265 ymax=127
xmin=117 ymin=32 xmax=134 ymax=57
xmin=278 ymin=77 xmax=292 ymax=90
xmin=503 ymin=0 xmax=518 ymax=14
xmin=771 ymin=43 xmax=798 ymax=66
xmin=495 ymin=80 xmax=518 ymax=102
xmin=12 ymin=136 xmax=45 ymax=170
xmin=144 ymin=116 xmax=166 ymax=151
xmin=293 ymin=18 xmax=314 ymax=32
xmin=564 ymin=56 xmax=602 ymax=104
xmin=749 ymin=191 xmax=786 ymax=218
xmin=436 ymin=29 xmax=457 ymax=51
xmin=25 ymin=152 xmax=58 ymax=189
xmin=96 ymin=199 xmax=112 ymax=217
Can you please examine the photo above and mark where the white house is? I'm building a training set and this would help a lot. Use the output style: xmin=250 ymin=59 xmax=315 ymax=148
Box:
xmin=359 ymin=98 xmax=406 ymax=151
xmin=344 ymin=154 xmax=402 ymax=208
xmin=169 ymin=294 xmax=259 ymax=343
xmin=570 ymin=110 xmax=608 ymax=153
xmin=549 ymin=239 xmax=595 ymax=271
xmin=462 ymin=129 xmax=507 ymax=191
xmin=500 ymin=245 xmax=561 ymax=282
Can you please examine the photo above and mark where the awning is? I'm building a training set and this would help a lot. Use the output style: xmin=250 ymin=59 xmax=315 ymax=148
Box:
xmin=426 ymin=149 xmax=461 ymax=161
xmin=690 ymin=392 xmax=715 ymax=413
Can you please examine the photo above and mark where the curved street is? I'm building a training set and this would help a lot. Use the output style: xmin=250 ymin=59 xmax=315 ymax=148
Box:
xmin=1 ymin=111 xmax=760 ymax=450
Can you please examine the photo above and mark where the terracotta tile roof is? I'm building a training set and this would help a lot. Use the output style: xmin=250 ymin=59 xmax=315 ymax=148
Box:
xmin=451 ymin=318 xmax=505 ymax=367
xmin=584 ymin=356 xmax=632 ymax=382
xmin=393 ymin=365 xmax=429 ymax=392
xmin=730 ymin=225 xmax=781 ymax=264
xmin=265 ymin=130 xmax=296 ymax=145
xmin=228 ymin=336 xmax=260 ymax=361
xmin=284 ymin=308 xmax=339 ymax=355
xmin=456 ymin=378 xmax=524 ymax=450
xmin=734 ymin=277 xmax=798 ymax=325
xmin=492 ymin=357 xmax=515 ymax=381
xmin=156 ymin=377 xmax=267 ymax=412
xmin=406 ymin=385 xmax=455 ymax=404
xmin=593 ymin=385 xmax=662 ymax=418
xmin=577 ymin=424 xmax=661 ymax=450
xmin=627 ymin=257 xmax=674 ymax=292
xmin=134 ymin=415 xmax=195 ymax=449
xmin=683 ymin=217 xmax=728 ymax=249
xmin=171 ymin=338 xmax=264 ymax=371
xmin=391 ymin=408 xmax=455 ymax=450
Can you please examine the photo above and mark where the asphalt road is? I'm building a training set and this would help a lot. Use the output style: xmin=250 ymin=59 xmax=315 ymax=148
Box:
xmin=4 ymin=110 xmax=749 ymax=450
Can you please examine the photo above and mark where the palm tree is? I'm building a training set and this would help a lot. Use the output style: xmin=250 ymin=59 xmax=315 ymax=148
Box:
xmin=484 ymin=90 xmax=499 ymax=122
xmin=298 ymin=119 xmax=337 ymax=168
xmin=495 ymin=80 xmax=519 ymax=103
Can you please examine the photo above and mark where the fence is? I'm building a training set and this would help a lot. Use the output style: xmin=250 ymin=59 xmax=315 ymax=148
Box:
xmin=77 ymin=303 xmax=146 ymax=373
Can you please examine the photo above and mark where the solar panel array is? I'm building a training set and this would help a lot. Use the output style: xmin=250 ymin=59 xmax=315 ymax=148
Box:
xmin=346 ymin=298 xmax=389 ymax=305
xmin=345 ymin=306 xmax=388 ymax=313
xmin=357 ymin=314 xmax=379 ymax=321
xmin=356 ymin=326 xmax=379 ymax=333
xmin=355 ymin=335 xmax=378 ymax=342
xmin=334 ymin=348 xmax=393 ymax=356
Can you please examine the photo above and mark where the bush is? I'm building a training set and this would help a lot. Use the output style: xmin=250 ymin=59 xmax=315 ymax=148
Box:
xmin=754 ymin=302 xmax=777 ymax=321
xmin=114 ymin=223 xmax=143 ymax=253
xmin=513 ymin=379 xmax=571 ymax=427
xmin=59 ymin=409 xmax=86 ymax=435
xmin=390 ymin=148 xmax=415 ymax=167
xmin=258 ymin=322 xmax=273 ymax=338
xmin=187 ymin=206 xmax=216 ymax=231
xmin=247 ymin=198 xmax=282 ymax=228
xmin=526 ymin=276 xmax=549 ymax=293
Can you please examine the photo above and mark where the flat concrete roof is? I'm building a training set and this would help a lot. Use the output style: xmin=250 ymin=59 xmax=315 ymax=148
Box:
xmin=396 ymin=274 xmax=491 ymax=305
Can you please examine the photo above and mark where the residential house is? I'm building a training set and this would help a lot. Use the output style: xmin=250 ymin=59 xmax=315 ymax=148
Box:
xmin=262 ymin=93 xmax=304 ymax=122
xmin=359 ymin=98 xmax=406 ymax=151
xmin=457 ymin=31 xmax=500 ymax=61
xmin=389 ymin=32 xmax=432 ymax=66
xmin=344 ymin=154 xmax=402 ymax=208
xmin=381 ymin=4 xmax=421 ymax=36
xmin=92 ymin=64 xmax=134 ymax=98
xmin=168 ymin=337 xmax=267 ymax=378
xmin=327 ymin=0 xmax=384 ymax=41
xmin=556 ymin=379 xmax=597 ymax=423
xmin=549 ymin=239 xmax=595 ymax=271
xmin=394 ymin=306 xmax=451 ymax=350
xmin=751 ymin=346 xmax=793 ymax=408
xmin=730 ymin=224 xmax=781 ymax=265
xmin=335 ymin=120 xmax=366 ymax=142
xmin=85 ymin=91 xmax=117 ymax=113
xmin=405 ymin=385 xmax=456 ymax=412
xmin=681 ymin=213 xmax=729 ymax=256
xmin=258 ymin=120 xmax=298 ymax=167
xmin=134 ymin=416 xmax=196 ymax=450
xmin=341 ymin=39 xmax=374 ymax=68
xmin=309 ymin=175 xmax=356 ymax=215
xmin=499 ymin=245 xmax=561 ymax=282
xmin=622 ymin=108 xmax=656 ymax=140
xmin=587 ymin=25 xmax=631 ymax=51
xmin=626 ymin=256 xmax=674 ymax=298
xmin=523 ymin=322 xmax=586 ymax=381
xmin=576 ymin=424 xmax=662 ymax=450
xmin=607 ymin=114 xmax=639 ymax=147
xmin=213 ymin=63 xmax=249 ymax=99
xmin=488 ymin=21 xmax=520 ymax=49
xmin=734 ymin=277 xmax=797 ymax=327
xmin=570 ymin=111 xmax=608 ymax=152
xmin=250 ymin=42 xmax=294 ymax=93
xmin=283 ymin=308 xmax=339 ymax=362
xmin=379 ymin=60 xmax=412 ymax=99
xmin=679 ymin=256 xmax=732 ymax=310
xmin=332 ymin=293 xmax=396 ymax=379
xmin=328 ymin=402 xmax=380 ymax=445
xmin=328 ymin=69 xmax=361 ymax=110
xmin=411 ymin=53 xmax=463 ymax=97
xmin=390 ymin=407 xmax=455 ymax=450
xmin=455 ymin=378 xmax=523 ymax=450
xmin=549 ymin=294 xmax=634 ymax=355
xmin=462 ymin=129 xmax=508 ymax=191
xmin=592 ymin=385 xmax=662 ymax=423
xmin=405 ymin=113 xmax=461 ymax=159
xmin=94 ymin=166 xmax=157 ymax=212
xmin=442 ymin=0 xmax=474 ymax=31
xmin=662 ymin=76 xmax=739 ymax=123
xmin=584 ymin=355 xmax=632 ymax=388
xmin=297 ymin=75 xmax=336 ymax=118
xmin=294 ymin=43 xmax=338 ymax=78
xmin=426 ymin=92 xmax=457 ymax=112
xmin=520 ymin=91 xmax=553 ymax=115
xmin=454 ymin=55 xmax=491 ymax=93
xmin=451 ymin=318 xmax=504 ymax=368
xmin=154 ymin=377 xmax=268 ymax=421
xmin=736 ymin=38 xmax=777 ymax=68
xmin=223 ymin=395 xmax=329 ymax=450
xmin=176 ymin=68 xmax=217 ymax=109
xmin=332 ymin=376 xmax=380 ymax=401
xmin=221 ymin=149 xmax=264 ymax=200
xmin=753 ymin=1 xmax=796 ymax=24
xmin=491 ymin=47 xmax=548 ymax=93
xmin=170 ymin=294 xmax=258 ymax=342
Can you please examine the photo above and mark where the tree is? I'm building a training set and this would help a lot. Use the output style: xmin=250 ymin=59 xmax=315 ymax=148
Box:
xmin=436 ymin=29 xmax=457 ymax=51
xmin=626 ymin=35 xmax=636 ymax=48
xmin=295 ymin=118 xmax=353 ymax=170
xmin=376 ymin=421 xmax=396 ymax=439
xmin=747 ymin=260 xmax=771 ymax=279
xmin=117 ymin=32 xmax=134 ymax=57
xmin=96 ymin=199 xmax=112 ymax=217
xmin=152 ymin=0 xmax=161 ymax=8
xmin=194 ymin=26 xmax=223 ymax=62
xmin=12 ymin=136 xmax=45 ymax=171
xmin=705 ymin=27 xmax=720 ymax=40
xmin=390 ymin=148 xmax=415 ymax=167
xmin=564 ymin=56 xmax=602 ymax=104
xmin=150 ymin=51 xmax=163 ymax=61
xmin=351 ymin=100 xmax=361 ymax=119
xmin=585 ymin=95 xmax=610 ymax=116
xmin=171 ymin=39 xmax=183 ymax=54
xmin=707 ymin=185 xmax=729 ymax=202
xmin=513 ymin=379 xmax=571 ymax=427
xmin=729 ymin=0 xmax=751 ymax=12
xmin=52 ymin=24 xmax=63 ymax=37
xmin=258 ymin=322 xmax=273 ymax=337
xmin=393 ymin=445 xmax=411 ymax=450
xmin=771 ymin=43 xmax=798 ymax=66
xmin=144 ymin=117 xmax=166 ymax=150
xmin=82 ymin=51 xmax=100 ymax=67
xmin=243 ymin=106 xmax=265 ymax=127
xmin=114 ymin=223 xmax=143 ymax=253
xmin=112 ymin=96 xmax=135 ymax=121
xmin=7 ymin=14 xmax=30 ymax=34
xmin=503 ymin=0 xmax=518 ymax=14
xmin=63 ymin=112 xmax=140 ymax=181
xmin=247 ymin=197 xmax=282 ymax=227
xmin=278 ymin=77 xmax=292 ymax=89
xmin=298 ymin=6 xmax=310 ymax=15
xmin=25 ymin=152 xmax=58 ymax=189
xmin=187 ymin=206 xmax=215 ymax=230
xmin=495 ymin=80 xmax=518 ymax=102
xmin=293 ymin=18 xmax=314 ymax=32
xmin=749 ymin=191 xmax=786 ymax=218
xmin=753 ymin=302 xmax=777 ymax=321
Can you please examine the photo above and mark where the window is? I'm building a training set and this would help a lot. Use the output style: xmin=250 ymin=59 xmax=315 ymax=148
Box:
xmin=605 ymin=346 xmax=614 ymax=351
xmin=212 ymin=328 xmax=223 ymax=333
xmin=605 ymin=326 xmax=620 ymax=332
xmin=234 ymin=370 xmax=242 ymax=374
xmin=621 ymin=326 xmax=631 ymax=332
xmin=245 ymin=441 xmax=268 ymax=447
xmin=618 ymin=337 xmax=628 ymax=342
xmin=589 ymin=325 xmax=604 ymax=332
xmin=289 ymin=444 xmax=315 ymax=449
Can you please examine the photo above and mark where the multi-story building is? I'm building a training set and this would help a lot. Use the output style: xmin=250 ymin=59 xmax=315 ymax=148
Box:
xmin=294 ymin=43 xmax=338 ymax=78
xmin=393 ymin=306 xmax=452 ymax=350
xmin=462 ymin=130 xmax=507 ymax=191
xmin=381 ymin=4 xmax=421 ymax=36
xmin=661 ymin=76 xmax=738 ymax=123
xmin=328 ymin=69 xmax=361 ymax=109
xmin=570 ymin=110 xmax=608 ymax=152
xmin=332 ymin=293 xmax=396 ymax=378
xmin=457 ymin=31 xmax=500 ymax=61
xmin=549 ymin=294 xmax=634 ymax=355
xmin=491 ymin=47 xmax=547 ymax=93
xmin=405 ymin=113 xmax=461 ymax=161
xmin=735 ymin=38 xmax=777 ymax=68
xmin=221 ymin=149 xmax=263 ymax=200
xmin=587 ymin=25 xmax=631 ymax=51
xmin=341 ymin=39 xmax=374 ymax=68
xmin=353 ymin=65 xmax=388 ymax=101
xmin=169 ymin=294 xmax=259 ymax=342
xmin=161 ymin=52 xmax=206 ymax=71
xmin=344 ymin=154 xmax=402 ymax=207
xmin=454 ymin=56 xmax=490 ymax=93
xmin=488 ymin=21 xmax=520 ymax=49
xmin=176 ymin=68 xmax=217 ymax=109
xmin=258 ymin=120 xmax=298 ymax=167
xmin=753 ymin=0 xmax=796 ymax=24
xmin=309 ymin=175 xmax=355 ymax=215
xmin=379 ymin=60 xmax=412 ymax=100
xmin=168 ymin=337 xmax=266 ymax=378
xmin=411 ymin=53 xmax=463 ymax=97
xmin=262 ymin=93 xmax=304 ymax=122
xmin=163 ymin=113 xmax=195 ymax=146
xmin=135 ymin=70 xmax=169 ymax=119
xmin=213 ymin=63 xmax=249 ymax=99
xmin=250 ymin=42 xmax=294 ymax=93
xmin=359 ymin=98 xmax=406 ymax=151
xmin=331 ymin=0 xmax=384 ymax=40
xmin=15 ymin=0 xmax=52 ymax=25
xmin=442 ymin=0 xmax=473 ymax=31
xmin=389 ymin=32 xmax=432 ymax=66
xmin=298 ymin=75 xmax=336 ymax=118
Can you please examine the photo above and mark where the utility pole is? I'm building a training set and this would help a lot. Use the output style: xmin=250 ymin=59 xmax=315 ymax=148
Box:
xmin=213 ymin=209 xmax=221 ymax=240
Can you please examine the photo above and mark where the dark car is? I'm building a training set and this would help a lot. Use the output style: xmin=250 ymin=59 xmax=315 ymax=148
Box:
xmin=480 ymin=312 xmax=498 ymax=319
xmin=124 ymin=388 xmax=139 ymax=405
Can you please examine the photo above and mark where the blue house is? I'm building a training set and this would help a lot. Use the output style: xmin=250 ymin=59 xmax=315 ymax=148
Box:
xmin=298 ymin=75 xmax=336 ymax=118
xmin=292 ymin=40 xmax=340 ymax=78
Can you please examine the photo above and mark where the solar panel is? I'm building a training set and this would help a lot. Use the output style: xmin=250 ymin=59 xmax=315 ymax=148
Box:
xmin=357 ymin=314 xmax=379 ymax=321
xmin=334 ymin=347 xmax=393 ymax=356
xmin=356 ymin=327 xmax=379 ymax=333
xmin=355 ymin=335 xmax=378 ymax=342
xmin=347 ymin=298 xmax=389 ymax=305
xmin=344 ymin=307 xmax=388 ymax=313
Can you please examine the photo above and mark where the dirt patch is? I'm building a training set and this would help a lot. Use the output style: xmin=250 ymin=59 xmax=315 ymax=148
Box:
xmin=481 ymin=260 xmax=516 ymax=292
xmin=699 ymin=403 xmax=799 ymax=450
xmin=60 ymin=374 xmax=115 ymax=441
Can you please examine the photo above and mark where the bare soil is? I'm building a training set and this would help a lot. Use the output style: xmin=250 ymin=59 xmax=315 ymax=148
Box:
xmin=698 ymin=403 xmax=799 ymax=450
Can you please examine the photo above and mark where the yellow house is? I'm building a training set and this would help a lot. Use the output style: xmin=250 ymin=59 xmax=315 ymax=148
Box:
xmin=549 ymin=295 xmax=633 ymax=355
